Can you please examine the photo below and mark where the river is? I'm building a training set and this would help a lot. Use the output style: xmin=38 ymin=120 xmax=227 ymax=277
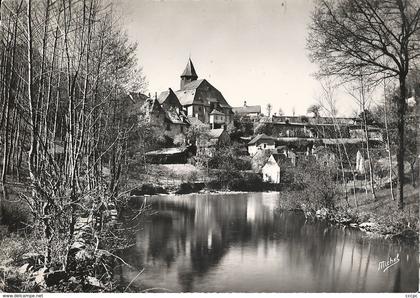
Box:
xmin=115 ymin=192 xmax=418 ymax=292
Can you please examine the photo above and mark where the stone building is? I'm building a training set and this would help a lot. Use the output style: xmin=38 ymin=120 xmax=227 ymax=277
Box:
xmin=232 ymin=101 xmax=261 ymax=117
xmin=172 ymin=59 xmax=233 ymax=125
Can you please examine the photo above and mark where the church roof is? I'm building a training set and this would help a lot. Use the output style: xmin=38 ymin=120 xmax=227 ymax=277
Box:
xmin=181 ymin=59 xmax=198 ymax=78
xmin=182 ymin=79 xmax=205 ymax=90
xmin=175 ymin=89 xmax=197 ymax=106
xmin=175 ymin=79 xmax=231 ymax=108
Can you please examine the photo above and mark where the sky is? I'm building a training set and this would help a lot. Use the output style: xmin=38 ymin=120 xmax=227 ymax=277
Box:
xmin=114 ymin=0 xmax=363 ymax=116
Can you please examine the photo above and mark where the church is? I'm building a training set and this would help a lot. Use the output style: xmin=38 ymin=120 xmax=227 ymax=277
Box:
xmin=158 ymin=59 xmax=234 ymax=128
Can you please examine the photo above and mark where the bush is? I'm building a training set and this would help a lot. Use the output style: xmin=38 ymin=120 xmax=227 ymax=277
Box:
xmin=229 ymin=173 xmax=264 ymax=191
xmin=289 ymin=159 xmax=338 ymax=211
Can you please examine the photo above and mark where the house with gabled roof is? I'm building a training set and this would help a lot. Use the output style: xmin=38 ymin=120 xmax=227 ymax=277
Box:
xmin=209 ymin=109 xmax=226 ymax=129
xmin=232 ymin=101 xmax=261 ymax=117
xmin=248 ymin=134 xmax=276 ymax=156
xmin=172 ymin=59 xmax=233 ymax=124
xmin=196 ymin=128 xmax=231 ymax=157
xmin=139 ymin=95 xmax=166 ymax=125
xmin=262 ymin=155 xmax=281 ymax=183
xmin=157 ymin=88 xmax=183 ymax=111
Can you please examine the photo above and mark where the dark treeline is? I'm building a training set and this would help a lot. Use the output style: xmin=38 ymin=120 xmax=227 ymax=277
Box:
xmin=0 ymin=0 xmax=144 ymax=280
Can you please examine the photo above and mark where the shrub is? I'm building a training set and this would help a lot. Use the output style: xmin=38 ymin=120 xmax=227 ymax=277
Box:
xmin=289 ymin=159 xmax=338 ymax=211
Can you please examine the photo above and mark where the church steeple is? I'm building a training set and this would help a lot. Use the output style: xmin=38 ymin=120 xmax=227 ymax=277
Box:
xmin=180 ymin=58 xmax=198 ymax=89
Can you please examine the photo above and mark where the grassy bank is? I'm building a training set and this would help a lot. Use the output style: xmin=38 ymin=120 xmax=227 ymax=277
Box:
xmin=128 ymin=163 xmax=280 ymax=195
xmin=278 ymin=184 xmax=418 ymax=242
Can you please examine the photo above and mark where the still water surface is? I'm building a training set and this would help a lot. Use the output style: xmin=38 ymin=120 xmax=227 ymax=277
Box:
xmin=117 ymin=192 xmax=418 ymax=292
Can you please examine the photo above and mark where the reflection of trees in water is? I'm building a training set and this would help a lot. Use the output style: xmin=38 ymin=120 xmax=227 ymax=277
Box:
xmin=123 ymin=194 xmax=419 ymax=292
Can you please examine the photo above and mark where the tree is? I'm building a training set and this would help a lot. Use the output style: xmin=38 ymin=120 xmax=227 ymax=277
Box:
xmin=266 ymin=103 xmax=273 ymax=117
xmin=308 ymin=0 xmax=420 ymax=209
xmin=254 ymin=122 xmax=274 ymax=136
xmin=0 ymin=0 xmax=146 ymax=278
xmin=347 ymin=78 xmax=377 ymax=200
xmin=307 ymin=104 xmax=321 ymax=117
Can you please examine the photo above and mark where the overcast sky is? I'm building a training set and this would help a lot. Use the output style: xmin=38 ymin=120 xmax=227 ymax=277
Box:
xmin=115 ymin=0 xmax=364 ymax=116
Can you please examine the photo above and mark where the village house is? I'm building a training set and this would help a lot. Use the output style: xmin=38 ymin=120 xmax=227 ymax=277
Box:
xmin=349 ymin=126 xmax=383 ymax=142
xmin=157 ymin=88 xmax=183 ymax=111
xmin=197 ymin=128 xmax=231 ymax=157
xmin=163 ymin=108 xmax=188 ymax=139
xmin=209 ymin=109 xmax=226 ymax=129
xmin=139 ymin=95 xmax=167 ymax=125
xmin=261 ymin=155 xmax=281 ymax=183
xmin=247 ymin=134 xmax=276 ymax=156
xmin=127 ymin=92 xmax=188 ymax=139
xmin=232 ymin=101 xmax=262 ymax=118
xmin=251 ymin=149 xmax=294 ymax=184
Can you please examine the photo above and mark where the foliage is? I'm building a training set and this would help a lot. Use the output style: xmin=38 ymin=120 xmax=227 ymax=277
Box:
xmin=185 ymin=122 xmax=210 ymax=146
xmin=307 ymin=104 xmax=321 ymax=117
xmin=254 ymin=122 xmax=274 ymax=136
xmin=226 ymin=115 xmax=254 ymax=140
xmin=290 ymin=159 xmax=338 ymax=211
xmin=208 ymin=144 xmax=252 ymax=188
xmin=0 ymin=0 xmax=147 ymax=288
xmin=307 ymin=0 xmax=420 ymax=208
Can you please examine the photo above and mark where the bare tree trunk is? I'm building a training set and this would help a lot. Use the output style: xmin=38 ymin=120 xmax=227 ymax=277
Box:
xmin=383 ymin=78 xmax=395 ymax=201
xmin=360 ymin=76 xmax=376 ymax=200
xmin=397 ymin=77 xmax=407 ymax=210
xmin=27 ymin=0 xmax=37 ymax=183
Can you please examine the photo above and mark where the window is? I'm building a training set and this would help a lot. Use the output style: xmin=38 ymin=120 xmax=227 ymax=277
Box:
xmin=166 ymin=123 xmax=171 ymax=131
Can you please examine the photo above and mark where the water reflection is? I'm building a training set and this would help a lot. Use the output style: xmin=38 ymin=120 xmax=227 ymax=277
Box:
xmin=117 ymin=192 xmax=418 ymax=292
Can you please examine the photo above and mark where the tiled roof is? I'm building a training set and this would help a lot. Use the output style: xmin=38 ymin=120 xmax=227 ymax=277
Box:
xmin=181 ymin=79 xmax=205 ymax=90
xmin=232 ymin=105 xmax=261 ymax=114
xmin=175 ymin=89 xmax=197 ymax=106
xmin=207 ymin=128 xmax=224 ymax=139
xmin=210 ymin=109 xmax=224 ymax=115
xmin=157 ymin=90 xmax=170 ymax=104
xmin=248 ymin=134 xmax=275 ymax=145
xmin=187 ymin=116 xmax=204 ymax=126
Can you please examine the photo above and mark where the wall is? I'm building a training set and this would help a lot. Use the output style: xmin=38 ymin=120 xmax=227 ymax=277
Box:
xmin=262 ymin=156 xmax=280 ymax=183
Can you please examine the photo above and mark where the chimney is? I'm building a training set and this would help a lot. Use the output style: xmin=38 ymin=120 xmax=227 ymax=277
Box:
xmin=244 ymin=100 xmax=247 ymax=107
xmin=148 ymin=92 xmax=151 ymax=98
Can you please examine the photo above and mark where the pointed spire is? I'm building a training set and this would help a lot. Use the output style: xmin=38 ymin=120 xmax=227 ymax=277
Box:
xmin=180 ymin=58 xmax=198 ymax=89
xmin=181 ymin=58 xmax=198 ymax=79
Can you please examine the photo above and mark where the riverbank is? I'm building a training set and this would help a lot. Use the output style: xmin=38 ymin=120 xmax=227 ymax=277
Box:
xmin=277 ymin=184 xmax=419 ymax=242
xmin=0 ymin=171 xmax=418 ymax=292
xmin=127 ymin=180 xmax=418 ymax=243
